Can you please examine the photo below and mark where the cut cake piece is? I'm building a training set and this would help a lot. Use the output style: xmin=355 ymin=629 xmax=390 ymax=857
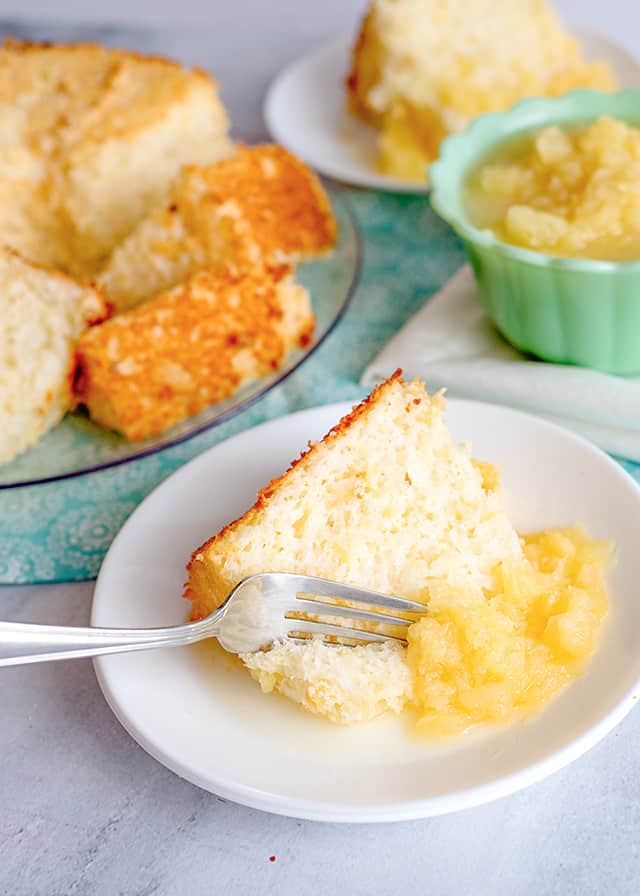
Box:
xmin=0 ymin=181 xmax=68 ymax=272
xmin=346 ymin=0 xmax=616 ymax=180
xmin=185 ymin=372 xmax=523 ymax=723
xmin=98 ymin=144 xmax=337 ymax=310
xmin=73 ymin=264 xmax=313 ymax=441
xmin=0 ymin=40 xmax=233 ymax=274
xmin=0 ymin=248 xmax=109 ymax=463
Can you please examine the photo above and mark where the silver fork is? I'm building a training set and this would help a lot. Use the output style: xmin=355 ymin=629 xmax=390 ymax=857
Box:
xmin=0 ymin=573 xmax=427 ymax=667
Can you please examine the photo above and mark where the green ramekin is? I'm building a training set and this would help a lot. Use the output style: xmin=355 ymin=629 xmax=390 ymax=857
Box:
xmin=430 ymin=89 xmax=640 ymax=375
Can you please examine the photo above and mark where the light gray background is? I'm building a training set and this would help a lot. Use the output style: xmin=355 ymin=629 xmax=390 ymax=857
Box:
xmin=0 ymin=0 xmax=636 ymax=45
xmin=2 ymin=3 xmax=640 ymax=894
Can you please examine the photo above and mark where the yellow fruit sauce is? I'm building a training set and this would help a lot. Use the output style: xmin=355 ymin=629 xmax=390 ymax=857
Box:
xmin=406 ymin=526 xmax=610 ymax=737
xmin=377 ymin=101 xmax=446 ymax=182
xmin=465 ymin=116 xmax=640 ymax=261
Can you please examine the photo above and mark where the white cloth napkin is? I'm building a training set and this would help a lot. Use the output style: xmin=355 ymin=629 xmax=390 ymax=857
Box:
xmin=362 ymin=266 xmax=640 ymax=461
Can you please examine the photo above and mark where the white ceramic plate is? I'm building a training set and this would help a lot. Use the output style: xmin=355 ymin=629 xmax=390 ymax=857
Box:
xmin=264 ymin=30 xmax=640 ymax=194
xmin=93 ymin=399 xmax=640 ymax=822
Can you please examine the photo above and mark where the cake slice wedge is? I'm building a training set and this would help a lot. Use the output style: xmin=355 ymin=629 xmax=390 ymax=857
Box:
xmin=346 ymin=0 xmax=616 ymax=180
xmin=185 ymin=372 xmax=523 ymax=723
xmin=99 ymin=144 xmax=337 ymax=310
xmin=0 ymin=248 xmax=109 ymax=464
xmin=73 ymin=264 xmax=313 ymax=441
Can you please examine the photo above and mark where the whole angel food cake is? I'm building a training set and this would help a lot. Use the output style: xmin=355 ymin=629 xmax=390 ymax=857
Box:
xmin=346 ymin=0 xmax=616 ymax=182
xmin=0 ymin=35 xmax=337 ymax=462
xmin=185 ymin=372 xmax=610 ymax=736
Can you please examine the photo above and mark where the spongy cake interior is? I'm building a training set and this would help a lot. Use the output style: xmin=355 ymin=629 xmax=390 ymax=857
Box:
xmin=98 ymin=144 xmax=338 ymax=311
xmin=0 ymin=40 xmax=232 ymax=276
xmin=0 ymin=249 xmax=107 ymax=463
xmin=186 ymin=373 xmax=523 ymax=724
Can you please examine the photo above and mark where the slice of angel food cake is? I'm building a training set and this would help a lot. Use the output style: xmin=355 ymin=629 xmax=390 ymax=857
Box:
xmin=346 ymin=0 xmax=616 ymax=182
xmin=73 ymin=263 xmax=312 ymax=441
xmin=0 ymin=248 xmax=109 ymax=464
xmin=185 ymin=372 xmax=610 ymax=736
xmin=98 ymin=144 xmax=338 ymax=311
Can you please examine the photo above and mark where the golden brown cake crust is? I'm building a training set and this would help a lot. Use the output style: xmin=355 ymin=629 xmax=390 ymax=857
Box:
xmin=177 ymin=144 xmax=338 ymax=263
xmin=98 ymin=144 xmax=338 ymax=311
xmin=345 ymin=9 xmax=385 ymax=126
xmin=184 ymin=370 xmax=404 ymax=618
xmin=74 ymin=264 xmax=313 ymax=442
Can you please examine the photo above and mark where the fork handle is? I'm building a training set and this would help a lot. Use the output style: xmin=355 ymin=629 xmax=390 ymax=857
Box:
xmin=0 ymin=617 xmax=219 ymax=667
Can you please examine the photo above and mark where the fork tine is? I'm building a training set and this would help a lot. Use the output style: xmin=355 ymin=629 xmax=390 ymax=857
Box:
xmin=286 ymin=620 xmax=406 ymax=645
xmin=277 ymin=573 xmax=427 ymax=613
xmin=290 ymin=597 xmax=414 ymax=627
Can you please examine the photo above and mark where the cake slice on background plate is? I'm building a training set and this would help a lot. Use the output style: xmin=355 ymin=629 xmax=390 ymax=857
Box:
xmin=99 ymin=144 xmax=337 ymax=310
xmin=346 ymin=0 xmax=616 ymax=181
xmin=0 ymin=248 xmax=109 ymax=464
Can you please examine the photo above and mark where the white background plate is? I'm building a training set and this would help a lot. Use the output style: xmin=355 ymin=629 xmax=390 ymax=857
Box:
xmin=93 ymin=399 xmax=640 ymax=822
xmin=264 ymin=30 xmax=640 ymax=194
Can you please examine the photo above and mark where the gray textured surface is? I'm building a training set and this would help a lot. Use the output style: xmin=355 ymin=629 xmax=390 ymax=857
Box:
xmin=2 ymin=7 xmax=640 ymax=895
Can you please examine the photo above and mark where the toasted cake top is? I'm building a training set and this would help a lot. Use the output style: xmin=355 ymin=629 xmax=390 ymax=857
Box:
xmin=74 ymin=264 xmax=312 ymax=441
xmin=175 ymin=145 xmax=338 ymax=261
xmin=98 ymin=143 xmax=338 ymax=310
